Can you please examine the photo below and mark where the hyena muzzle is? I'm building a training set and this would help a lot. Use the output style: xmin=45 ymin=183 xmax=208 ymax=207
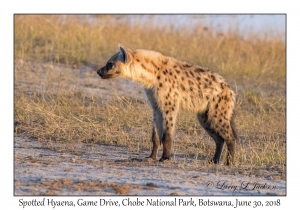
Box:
xmin=97 ymin=44 xmax=237 ymax=166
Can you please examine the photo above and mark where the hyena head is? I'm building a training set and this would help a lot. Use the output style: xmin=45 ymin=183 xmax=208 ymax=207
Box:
xmin=97 ymin=43 xmax=131 ymax=79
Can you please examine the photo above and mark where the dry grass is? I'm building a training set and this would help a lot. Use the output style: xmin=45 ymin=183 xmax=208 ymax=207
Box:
xmin=14 ymin=15 xmax=286 ymax=168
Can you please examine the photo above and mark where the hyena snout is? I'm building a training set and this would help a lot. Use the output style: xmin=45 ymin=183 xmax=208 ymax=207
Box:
xmin=97 ymin=66 xmax=109 ymax=79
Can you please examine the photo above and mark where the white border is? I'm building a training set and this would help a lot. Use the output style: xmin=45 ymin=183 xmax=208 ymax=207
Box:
xmin=1 ymin=0 xmax=297 ymax=209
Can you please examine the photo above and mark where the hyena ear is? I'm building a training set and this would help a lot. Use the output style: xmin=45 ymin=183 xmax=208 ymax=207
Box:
xmin=118 ymin=43 xmax=129 ymax=63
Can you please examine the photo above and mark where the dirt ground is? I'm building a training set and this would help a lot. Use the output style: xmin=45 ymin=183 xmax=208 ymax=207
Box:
xmin=14 ymin=136 xmax=286 ymax=196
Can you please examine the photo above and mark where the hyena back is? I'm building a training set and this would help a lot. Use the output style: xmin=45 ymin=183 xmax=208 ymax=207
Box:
xmin=97 ymin=44 xmax=237 ymax=166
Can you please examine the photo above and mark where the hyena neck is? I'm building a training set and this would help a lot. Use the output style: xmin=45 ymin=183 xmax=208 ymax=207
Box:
xmin=123 ymin=50 xmax=161 ymax=88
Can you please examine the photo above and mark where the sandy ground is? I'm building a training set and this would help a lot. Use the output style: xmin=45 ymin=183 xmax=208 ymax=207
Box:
xmin=14 ymin=136 xmax=286 ymax=196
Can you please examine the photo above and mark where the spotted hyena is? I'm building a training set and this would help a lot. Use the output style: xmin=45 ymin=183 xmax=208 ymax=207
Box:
xmin=97 ymin=44 xmax=237 ymax=166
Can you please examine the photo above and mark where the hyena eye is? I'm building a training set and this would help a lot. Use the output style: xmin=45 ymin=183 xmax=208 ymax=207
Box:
xmin=106 ymin=62 xmax=114 ymax=70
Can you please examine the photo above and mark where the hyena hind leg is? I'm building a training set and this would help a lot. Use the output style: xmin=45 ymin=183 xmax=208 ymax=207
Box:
xmin=197 ymin=112 xmax=224 ymax=164
xmin=197 ymin=112 xmax=236 ymax=166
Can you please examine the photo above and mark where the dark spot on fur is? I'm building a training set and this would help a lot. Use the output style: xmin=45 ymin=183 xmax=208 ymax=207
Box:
xmin=136 ymin=59 xmax=140 ymax=62
xmin=162 ymin=59 xmax=169 ymax=65
xmin=172 ymin=107 xmax=174 ymax=111
xmin=205 ymin=78 xmax=209 ymax=82
xmin=196 ymin=77 xmax=200 ymax=80
xmin=185 ymin=72 xmax=189 ymax=77
xmin=166 ymin=110 xmax=169 ymax=114
xmin=169 ymin=72 xmax=173 ymax=76
xmin=188 ymin=80 xmax=194 ymax=85
xmin=141 ymin=64 xmax=146 ymax=69
xmin=175 ymin=70 xmax=180 ymax=74
xmin=181 ymin=77 xmax=184 ymax=81
xmin=206 ymin=96 xmax=209 ymax=100
xmin=218 ymin=97 xmax=222 ymax=103
xmin=166 ymin=121 xmax=168 ymax=125
xmin=171 ymin=123 xmax=173 ymax=126
xmin=165 ymin=78 xmax=167 ymax=82
xmin=173 ymin=65 xmax=177 ymax=68
xmin=151 ymin=61 xmax=158 ymax=69
xmin=116 ymin=71 xmax=120 ymax=74
xmin=174 ymin=75 xmax=177 ymax=79
xmin=159 ymin=83 xmax=163 ymax=87
xmin=144 ymin=58 xmax=149 ymax=63
xmin=165 ymin=102 xmax=167 ymax=106
xmin=211 ymin=74 xmax=216 ymax=81
xmin=180 ymin=84 xmax=186 ymax=91
xmin=157 ymin=76 xmax=160 ymax=80
xmin=190 ymin=87 xmax=193 ymax=92
xmin=190 ymin=71 xmax=194 ymax=77
xmin=169 ymin=117 xmax=173 ymax=121
xmin=215 ymin=103 xmax=219 ymax=109
xmin=195 ymin=67 xmax=205 ymax=73
xmin=168 ymin=102 xmax=171 ymax=105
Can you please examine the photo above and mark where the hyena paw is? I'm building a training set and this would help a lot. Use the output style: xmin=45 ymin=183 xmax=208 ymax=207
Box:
xmin=159 ymin=157 xmax=170 ymax=162
xmin=145 ymin=156 xmax=156 ymax=160
xmin=211 ymin=158 xmax=220 ymax=164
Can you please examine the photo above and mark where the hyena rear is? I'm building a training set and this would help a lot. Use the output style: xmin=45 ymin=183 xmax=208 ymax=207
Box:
xmin=97 ymin=44 xmax=237 ymax=166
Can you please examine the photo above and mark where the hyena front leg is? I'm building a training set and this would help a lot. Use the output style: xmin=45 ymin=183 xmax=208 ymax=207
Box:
xmin=145 ymin=88 xmax=163 ymax=160
xmin=159 ymin=101 xmax=180 ymax=162
xmin=148 ymin=109 xmax=163 ymax=160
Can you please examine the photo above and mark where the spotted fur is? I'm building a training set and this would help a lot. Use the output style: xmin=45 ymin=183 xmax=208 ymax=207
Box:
xmin=97 ymin=44 xmax=237 ymax=166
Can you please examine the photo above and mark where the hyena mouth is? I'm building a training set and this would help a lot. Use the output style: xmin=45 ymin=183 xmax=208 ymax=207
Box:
xmin=97 ymin=69 xmax=113 ymax=79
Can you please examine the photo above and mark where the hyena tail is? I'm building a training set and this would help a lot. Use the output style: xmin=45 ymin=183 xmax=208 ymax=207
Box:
xmin=230 ymin=112 xmax=238 ymax=141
